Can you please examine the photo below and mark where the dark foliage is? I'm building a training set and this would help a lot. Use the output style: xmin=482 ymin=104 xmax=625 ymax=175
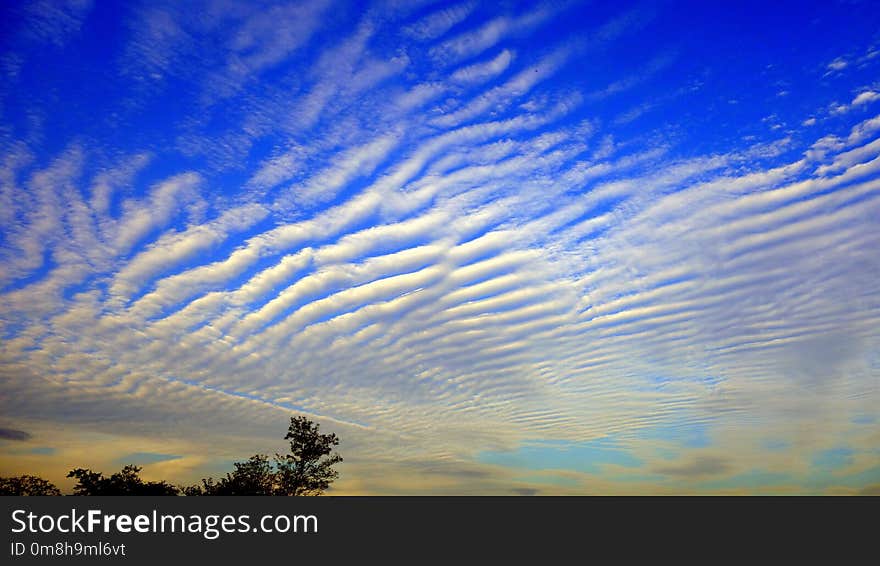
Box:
xmin=186 ymin=454 xmax=276 ymax=495
xmin=67 ymin=465 xmax=180 ymax=495
xmin=187 ymin=415 xmax=343 ymax=496
xmin=3 ymin=416 xmax=341 ymax=496
xmin=0 ymin=475 xmax=61 ymax=496
xmin=275 ymin=415 xmax=343 ymax=495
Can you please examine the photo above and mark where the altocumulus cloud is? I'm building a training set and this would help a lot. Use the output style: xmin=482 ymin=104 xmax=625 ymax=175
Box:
xmin=0 ymin=0 xmax=879 ymax=494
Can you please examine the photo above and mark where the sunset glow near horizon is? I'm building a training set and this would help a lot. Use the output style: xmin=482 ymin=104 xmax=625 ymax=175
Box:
xmin=1 ymin=0 xmax=879 ymax=494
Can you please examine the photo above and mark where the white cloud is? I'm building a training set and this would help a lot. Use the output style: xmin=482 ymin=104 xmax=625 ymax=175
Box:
xmin=450 ymin=49 xmax=514 ymax=85
xmin=402 ymin=1 xmax=476 ymax=41
xmin=852 ymin=90 xmax=880 ymax=107
xmin=113 ymin=173 xmax=203 ymax=253
xmin=430 ymin=5 xmax=558 ymax=64
xmin=829 ymin=90 xmax=880 ymax=115
xmin=827 ymin=57 xmax=848 ymax=72
xmin=247 ymin=147 xmax=306 ymax=191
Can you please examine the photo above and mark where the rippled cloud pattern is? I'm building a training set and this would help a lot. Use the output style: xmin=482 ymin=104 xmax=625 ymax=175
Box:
xmin=1 ymin=0 xmax=879 ymax=494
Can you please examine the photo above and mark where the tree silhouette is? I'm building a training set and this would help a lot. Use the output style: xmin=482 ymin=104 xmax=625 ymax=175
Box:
xmin=2 ymin=416 xmax=341 ymax=496
xmin=68 ymin=465 xmax=180 ymax=495
xmin=0 ymin=475 xmax=61 ymax=496
xmin=187 ymin=415 xmax=343 ymax=495
xmin=186 ymin=454 xmax=275 ymax=495
xmin=274 ymin=415 xmax=343 ymax=495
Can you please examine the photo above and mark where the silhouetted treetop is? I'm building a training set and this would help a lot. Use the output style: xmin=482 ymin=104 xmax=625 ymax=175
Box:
xmin=275 ymin=415 xmax=343 ymax=496
xmin=2 ymin=415 xmax=342 ymax=496
xmin=68 ymin=465 xmax=180 ymax=496
xmin=187 ymin=415 xmax=343 ymax=496
xmin=187 ymin=454 xmax=276 ymax=496
xmin=0 ymin=475 xmax=61 ymax=496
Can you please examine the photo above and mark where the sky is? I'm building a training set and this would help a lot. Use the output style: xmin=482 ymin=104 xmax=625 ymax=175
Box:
xmin=0 ymin=0 xmax=879 ymax=495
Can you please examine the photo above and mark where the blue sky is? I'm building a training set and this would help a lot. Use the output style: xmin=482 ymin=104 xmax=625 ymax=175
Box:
xmin=0 ymin=0 xmax=879 ymax=494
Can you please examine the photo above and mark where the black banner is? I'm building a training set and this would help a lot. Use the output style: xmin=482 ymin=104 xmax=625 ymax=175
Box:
xmin=1 ymin=496 xmax=875 ymax=564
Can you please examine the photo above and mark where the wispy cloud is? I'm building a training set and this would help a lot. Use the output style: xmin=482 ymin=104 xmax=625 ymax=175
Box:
xmin=830 ymin=89 xmax=880 ymax=114
xmin=402 ymin=1 xmax=476 ymax=41
xmin=827 ymin=57 xmax=848 ymax=72
xmin=450 ymin=49 xmax=514 ymax=85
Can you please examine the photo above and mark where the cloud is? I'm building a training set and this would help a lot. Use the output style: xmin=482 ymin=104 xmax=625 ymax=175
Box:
xmin=429 ymin=4 xmax=559 ymax=64
xmin=587 ymin=51 xmax=676 ymax=100
xmin=402 ymin=1 xmax=476 ymax=41
xmin=1 ymin=1 xmax=879 ymax=495
xmin=830 ymin=90 xmax=880 ymax=114
xmin=225 ymin=0 xmax=330 ymax=77
xmin=113 ymin=172 xmax=204 ymax=253
xmin=116 ymin=452 xmax=182 ymax=465
xmin=246 ymin=147 xmax=307 ymax=191
xmin=653 ymin=456 xmax=733 ymax=478
xmin=431 ymin=46 xmax=574 ymax=127
xmin=0 ymin=428 xmax=32 ymax=441
xmin=17 ymin=0 xmax=93 ymax=47
xmin=826 ymin=57 xmax=848 ymax=72
xmin=450 ymin=49 xmax=514 ymax=85
xmin=852 ymin=90 xmax=880 ymax=106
